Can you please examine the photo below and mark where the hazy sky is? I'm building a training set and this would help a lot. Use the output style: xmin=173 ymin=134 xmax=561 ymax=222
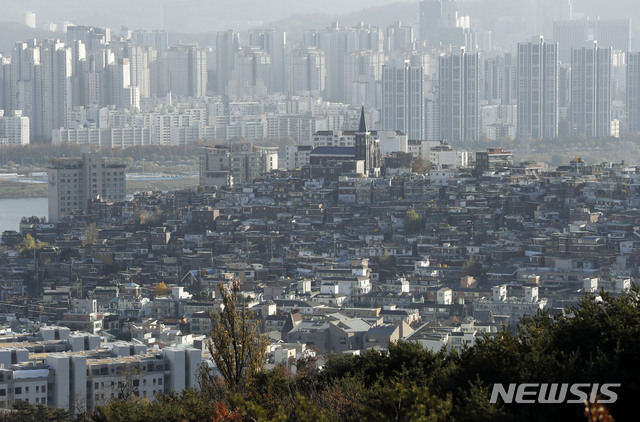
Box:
xmin=6 ymin=0 xmax=407 ymax=31
xmin=3 ymin=0 xmax=638 ymax=33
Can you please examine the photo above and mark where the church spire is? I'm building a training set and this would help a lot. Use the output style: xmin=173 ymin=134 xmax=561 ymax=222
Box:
xmin=358 ymin=106 xmax=367 ymax=132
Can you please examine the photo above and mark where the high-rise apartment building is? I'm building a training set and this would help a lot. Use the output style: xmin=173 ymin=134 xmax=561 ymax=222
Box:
xmin=385 ymin=21 xmax=414 ymax=53
xmin=382 ymin=62 xmax=424 ymax=140
xmin=439 ymin=49 xmax=479 ymax=142
xmin=131 ymin=29 xmax=169 ymax=51
xmin=228 ymin=48 xmax=271 ymax=98
xmin=156 ymin=45 xmax=207 ymax=98
xmin=553 ymin=20 xmax=590 ymax=65
xmin=318 ymin=22 xmax=382 ymax=102
xmin=570 ymin=42 xmax=612 ymax=137
xmin=4 ymin=42 xmax=39 ymax=138
xmin=627 ymin=52 xmax=640 ymax=134
xmin=419 ymin=0 xmax=458 ymax=45
xmin=517 ymin=37 xmax=559 ymax=139
xmin=47 ymin=152 xmax=127 ymax=222
xmin=25 ymin=11 xmax=36 ymax=29
xmin=344 ymin=50 xmax=384 ymax=109
xmin=249 ymin=29 xmax=286 ymax=93
xmin=535 ymin=0 xmax=571 ymax=38
xmin=108 ymin=58 xmax=140 ymax=109
xmin=216 ymin=30 xmax=239 ymax=96
xmin=553 ymin=19 xmax=630 ymax=64
xmin=595 ymin=19 xmax=631 ymax=54
xmin=66 ymin=26 xmax=110 ymax=52
xmin=35 ymin=40 xmax=73 ymax=141
xmin=126 ymin=44 xmax=151 ymax=99
xmin=286 ymin=47 xmax=326 ymax=96
xmin=484 ymin=53 xmax=516 ymax=106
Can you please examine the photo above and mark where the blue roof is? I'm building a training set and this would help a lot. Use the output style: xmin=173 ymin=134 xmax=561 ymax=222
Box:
xmin=189 ymin=268 xmax=216 ymax=277
xmin=311 ymin=146 xmax=356 ymax=156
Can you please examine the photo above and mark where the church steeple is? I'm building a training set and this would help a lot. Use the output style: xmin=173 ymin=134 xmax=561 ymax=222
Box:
xmin=358 ymin=106 xmax=367 ymax=132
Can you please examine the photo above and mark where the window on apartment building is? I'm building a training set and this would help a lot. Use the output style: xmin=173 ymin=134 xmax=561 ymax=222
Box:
xmin=0 ymin=389 xmax=5 ymax=396
xmin=41 ymin=386 xmax=46 ymax=393
xmin=14 ymin=387 xmax=21 ymax=394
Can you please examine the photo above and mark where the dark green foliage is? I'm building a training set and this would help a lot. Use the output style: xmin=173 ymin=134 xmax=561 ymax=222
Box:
xmin=404 ymin=209 xmax=424 ymax=233
xmin=1 ymin=400 xmax=70 ymax=422
xmin=91 ymin=389 xmax=241 ymax=422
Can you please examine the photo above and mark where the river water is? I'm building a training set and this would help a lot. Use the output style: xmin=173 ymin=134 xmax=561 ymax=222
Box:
xmin=0 ymin=197 xmax=48 ymax=232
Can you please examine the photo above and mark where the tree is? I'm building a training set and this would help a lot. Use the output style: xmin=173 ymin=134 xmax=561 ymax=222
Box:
xmin=405 ymin=209 xmax=423 ymax=234
xmin=82 ymin=223 xmax=100 ymax=246
xmin=201 ymin=281 xmax=268 ymax=395
xmin=155 ymin=282 xmax=171 ymax=297
xmin=412 ymin=156 xmax=430 ymax=174
xmin=377 ymin=255 xmax=397 ymax=281
xmin=18 ymin=234 xmax=48 ymax=257
xmin=10 ymin=400 xmax=70 ymax=421
xmin=461 ymin=258 xmax=484 ymax=278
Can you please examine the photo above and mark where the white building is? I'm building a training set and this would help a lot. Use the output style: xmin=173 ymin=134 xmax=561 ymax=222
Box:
xmin=378 ymin=130 xmax=408 ymax=154
xmin=25 ymin=12 xmax=36 ymax=29
xmin=284 ymin=145 xmax=312 ymax=170
xmin=0 ymin=110 xmax=29 ymax=145
xmin=473 ymin=285 xmax=548 ymax=324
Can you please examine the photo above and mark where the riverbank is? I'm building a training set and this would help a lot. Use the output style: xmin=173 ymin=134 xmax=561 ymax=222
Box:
xmin=0 ymin=177 xmax=199 ymax=199
xmin=0 ymin=181 xmax=48 ymax=198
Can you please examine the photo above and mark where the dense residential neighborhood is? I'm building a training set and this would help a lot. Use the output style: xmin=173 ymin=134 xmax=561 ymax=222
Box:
xmin=0 ymin=136 xmax=637 ymax=413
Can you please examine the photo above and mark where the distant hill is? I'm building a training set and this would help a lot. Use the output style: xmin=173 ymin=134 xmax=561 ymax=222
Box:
xmin=6 ymin=1 xmax=636 ymax=35
xmin=0 ymin=22 xmax=60 ymax=54
xmin=166 ymin=2 xmax=418 ymax=48
xmin=262 ymin=2 xmax=418 ymax=35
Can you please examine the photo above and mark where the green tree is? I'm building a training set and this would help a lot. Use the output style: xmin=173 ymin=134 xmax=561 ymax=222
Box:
xmin=363 ymin=377 xmax=453 ymax=422
xmin=405 ymin=209 xmax=423 ymax=233
xmin=377 ymin=255 xmax=397 ymax=281
xmin=200 ymin=281 xmax=268 ymax=396
xmin=18 ymin=234 xmax=48 ymax=257
xmin=10 ymin=400 xmax=70 ymax=421
xmin=461 ymin=258 xmax=484 ymax=278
